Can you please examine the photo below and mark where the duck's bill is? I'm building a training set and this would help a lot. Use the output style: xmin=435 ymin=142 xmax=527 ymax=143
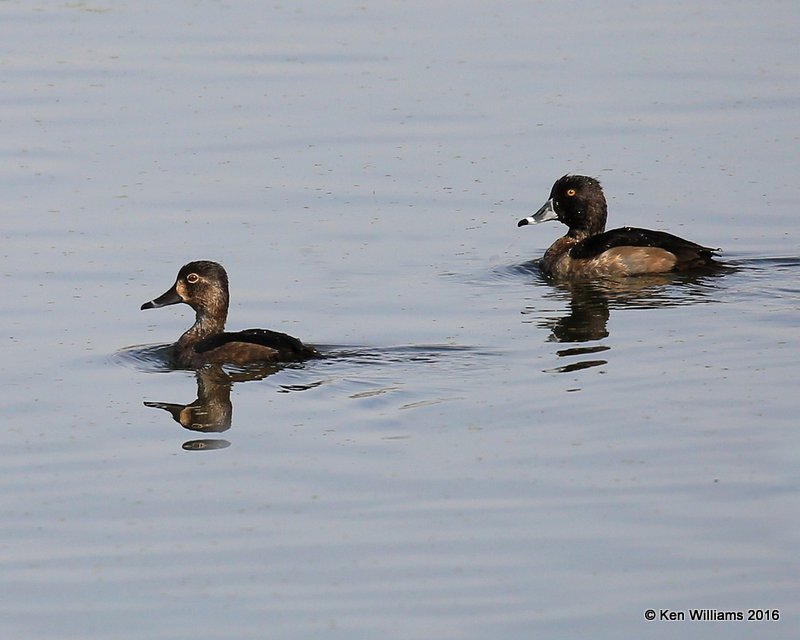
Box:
xmin=518 ymin=198 xmax=558 ymax=227
xmin=141 ymin=286 xmax=182 ymax=310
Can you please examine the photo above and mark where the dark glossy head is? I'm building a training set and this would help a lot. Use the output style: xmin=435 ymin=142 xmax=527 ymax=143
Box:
xmin=518 ymin=175 xmax=608 ymax=236
xmin=141 ymin=260 xmax=230 ymax=316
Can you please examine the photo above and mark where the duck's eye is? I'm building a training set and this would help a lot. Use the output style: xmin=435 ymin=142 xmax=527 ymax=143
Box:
xmin=186 ymin=273 xmax=200 ymax=284
xmin=566 ymin=188 xmax=576 ymax=197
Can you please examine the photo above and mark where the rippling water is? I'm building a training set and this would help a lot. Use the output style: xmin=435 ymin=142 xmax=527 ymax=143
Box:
xmin=2 ymin=2 xmax=799 ymax=639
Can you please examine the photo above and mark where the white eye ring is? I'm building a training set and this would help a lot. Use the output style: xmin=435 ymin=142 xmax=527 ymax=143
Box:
xmin=187 ymin=273 xmax=200 ymax=284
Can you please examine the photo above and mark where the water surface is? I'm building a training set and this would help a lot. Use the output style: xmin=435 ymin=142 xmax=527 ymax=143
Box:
xmin=2 ymin=2 xmax=799 ymax=639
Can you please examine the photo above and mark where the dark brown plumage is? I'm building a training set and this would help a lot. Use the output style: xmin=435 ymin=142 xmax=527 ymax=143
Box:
xmin=141 ymin=260 xmax=319 ymax=368
xmin=518 ymin=175 xmax=721 ymax=278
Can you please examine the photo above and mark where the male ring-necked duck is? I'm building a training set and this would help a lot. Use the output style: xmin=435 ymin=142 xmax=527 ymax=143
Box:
xmin=518 ymin=175 xmax=721 ymax=278
xmin=141 ymin=260 xmax=319 ymax=368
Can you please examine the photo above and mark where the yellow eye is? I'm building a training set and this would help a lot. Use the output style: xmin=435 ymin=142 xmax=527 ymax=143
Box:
xmin=187 ymin=273 xmax=200 ymax=284
xmin=566 ymin=188 xmax=576 ymax=196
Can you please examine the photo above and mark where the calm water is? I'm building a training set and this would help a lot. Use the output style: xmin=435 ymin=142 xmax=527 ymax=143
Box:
xmin=2 ymin=1 xmax=799 ymax=638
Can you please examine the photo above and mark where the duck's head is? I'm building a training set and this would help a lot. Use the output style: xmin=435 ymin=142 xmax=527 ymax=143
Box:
xmin=141 ymin=260 xmax=230 ymax=317
xmin=518 ymin=175 xmax=608 ymax=237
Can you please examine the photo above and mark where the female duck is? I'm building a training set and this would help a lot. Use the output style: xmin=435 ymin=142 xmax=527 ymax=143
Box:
xmin=141 ymin=260 xmax=319 ymax=368
xmin=518 ymin=175 xmax=721 ymax=278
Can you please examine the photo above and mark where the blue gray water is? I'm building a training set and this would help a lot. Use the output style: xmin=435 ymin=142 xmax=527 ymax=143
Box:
xmin=2 ymin=1 xmax=798 ymax=638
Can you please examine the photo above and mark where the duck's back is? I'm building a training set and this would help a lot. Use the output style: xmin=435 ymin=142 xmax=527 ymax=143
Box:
xmin=572 ymin=226 xmax=719 ymax=271
xmin=542 ymin=227 xmax=720 ymax=278
xmin=194 ymin=328 xmax=320 ymax=362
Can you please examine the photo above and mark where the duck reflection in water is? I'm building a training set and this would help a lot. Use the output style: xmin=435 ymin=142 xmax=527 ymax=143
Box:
xmin=523 ymin=270 xmax=725 ymax=373
xmin=143 ymin=364 xmax=273 ymax=450
xmin=145 ymin=365 xmax=236 ymax=432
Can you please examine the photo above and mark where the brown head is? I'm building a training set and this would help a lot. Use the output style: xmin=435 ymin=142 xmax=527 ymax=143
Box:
xmin=141 ymin=260 xmax=230 ymax=333
xmin=518 ymin=175 xmax=608 ymax=238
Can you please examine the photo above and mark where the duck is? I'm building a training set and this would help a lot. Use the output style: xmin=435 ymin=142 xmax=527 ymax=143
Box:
xmin=141 ymin=260 xmax=319 ymax=368
xmin=517 ymin=175 xmax=721 ymax=278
